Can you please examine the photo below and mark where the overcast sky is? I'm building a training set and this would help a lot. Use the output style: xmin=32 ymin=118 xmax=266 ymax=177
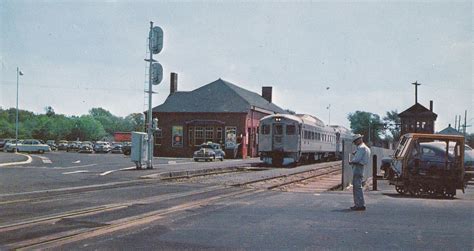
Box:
xmin=1 ymin=1 xmax=472 ymax=133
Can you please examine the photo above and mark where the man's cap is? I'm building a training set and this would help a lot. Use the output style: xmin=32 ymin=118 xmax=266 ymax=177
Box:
xmin=352 ymin=134 xmax=363 ymax=142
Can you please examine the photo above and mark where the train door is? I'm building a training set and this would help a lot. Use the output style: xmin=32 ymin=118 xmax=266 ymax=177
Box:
xmin=272 ymin=123 xmax=284 ymax=151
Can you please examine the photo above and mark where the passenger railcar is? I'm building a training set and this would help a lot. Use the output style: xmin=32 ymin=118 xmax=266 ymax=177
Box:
xmin=258 ymin=114 xmax=352 ymax=166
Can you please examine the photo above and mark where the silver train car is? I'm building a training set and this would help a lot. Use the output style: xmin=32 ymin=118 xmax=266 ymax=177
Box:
xmin=258 ymin=114 xmax=352 ymax=166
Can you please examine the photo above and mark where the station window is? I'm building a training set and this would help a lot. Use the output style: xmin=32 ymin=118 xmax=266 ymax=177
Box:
xmin=216 ymin=127 xmax=223 ymax=143
xmin=261 ymin=124 xmax=270 ymax=135
xmin=195 ymin=127 xmax=204 ymax=146
xmin=286 ymin=125 xmax=296 ymax=135
xmin=205 ymin=127 xmax=214 ymax=142
xmin=154 ymin=129 xmax=162 ymax=146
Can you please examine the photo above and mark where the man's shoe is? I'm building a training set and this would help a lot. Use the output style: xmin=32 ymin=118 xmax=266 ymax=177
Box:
xmin=350 ymin=206 xmax=366 ymax=211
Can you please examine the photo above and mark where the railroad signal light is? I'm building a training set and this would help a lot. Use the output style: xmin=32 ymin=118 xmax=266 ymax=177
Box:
xmin=150 ymin=62 xmax=163 ymax=85
xmin=149 ymin=26 xmax=163 ymax=54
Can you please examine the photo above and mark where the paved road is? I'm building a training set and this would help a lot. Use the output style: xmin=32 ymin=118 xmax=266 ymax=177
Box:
xmin=0 ymin=151 xmax=259 ymax=195
xmin=1 ymin=177 xmax=472 ymax=250
xmin=1 ymin=151 xmax=472 ymax=250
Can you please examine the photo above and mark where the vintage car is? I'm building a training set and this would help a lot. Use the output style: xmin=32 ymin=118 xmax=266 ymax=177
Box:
xmin=193 ymin=142 xmax=225 ymax=162
xmin=111 ymin=144 xmax=123 ymax=154
xmin=4 ymin=139 xmax=51 ymax=153
xmin=46 ymin=140 xmax=58 ymax=151
xmin=0 ymin=138 xmax=14 ymax=151
xmin=78 ymin=143 xmax=94 ymax=153
xmin=94 ymin=141 xmax=111 ymax=153
xmin=122 ymin=142 xmax=131 ymax=156
xmin=66 ymin=141 xmax=81 ymax=152
xmin=57 ymin=140 xmax=69 ymax=151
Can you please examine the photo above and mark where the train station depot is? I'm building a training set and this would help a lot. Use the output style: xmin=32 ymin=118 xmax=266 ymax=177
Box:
xmin=151 ymin=74 xmax=287 ymax=158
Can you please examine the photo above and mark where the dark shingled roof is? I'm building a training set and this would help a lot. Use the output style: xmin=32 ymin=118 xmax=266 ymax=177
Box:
xmin=153 ymin=79 xmax=287 ymax=114
xmin=398 ymin=103 xmax=438 ymax=119
xmin=437 ymin=125 xmax=463 ymax=135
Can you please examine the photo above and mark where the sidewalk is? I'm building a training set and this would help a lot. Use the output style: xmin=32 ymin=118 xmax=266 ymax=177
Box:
xmin=0 ymin=152 xmax=30 ymax=166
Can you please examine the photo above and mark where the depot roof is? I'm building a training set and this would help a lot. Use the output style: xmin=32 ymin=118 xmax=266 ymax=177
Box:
xmin=153 ymin=78 xmax=287 ymax=114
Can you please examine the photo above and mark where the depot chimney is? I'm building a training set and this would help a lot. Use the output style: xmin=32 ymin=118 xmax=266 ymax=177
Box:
xmin=170 ymin=72 xmax=178 ymax=95
xmin=262 ymin=86 xmax=272 ymax=103
xmin=430 ymin=100 xmax=433 ymax=112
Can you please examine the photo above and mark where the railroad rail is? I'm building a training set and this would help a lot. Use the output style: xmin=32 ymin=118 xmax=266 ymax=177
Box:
xmin=0 ymin=162 xmax=342 ymax=249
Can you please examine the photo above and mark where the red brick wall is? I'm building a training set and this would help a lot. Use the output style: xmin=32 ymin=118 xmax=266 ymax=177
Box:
xmin=152 ymin=110 xmax=271 ymax=158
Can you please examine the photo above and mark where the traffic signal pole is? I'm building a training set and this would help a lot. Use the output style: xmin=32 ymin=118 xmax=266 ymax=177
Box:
xmin=146 ymin=21 xmax=154 ymax=169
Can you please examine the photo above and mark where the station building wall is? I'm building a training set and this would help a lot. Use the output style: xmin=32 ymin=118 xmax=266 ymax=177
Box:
xmin=152 ymin=110 xmax=269 ymax=159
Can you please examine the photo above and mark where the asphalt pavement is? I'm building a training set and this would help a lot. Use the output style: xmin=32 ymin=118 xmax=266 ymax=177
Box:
xmin=0 ymin=152 xmax=29 ymax=166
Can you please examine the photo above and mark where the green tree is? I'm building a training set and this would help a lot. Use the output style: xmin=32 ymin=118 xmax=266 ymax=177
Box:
xmin=70 ymin=115 xmax=106 ymax=141
xmin=383 ymin=110 xmax=401 ymax=141
xmin=347 ymin=111 xmax=384 ymax=145
xmin=125 ymin=113 xmax=145 ymax=132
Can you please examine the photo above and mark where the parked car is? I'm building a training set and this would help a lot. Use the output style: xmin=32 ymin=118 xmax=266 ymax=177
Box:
xmin=78 ymin=143 xmax=94 ymax=153
xmin=122 ymin=142 xmax=131 ymax=156
xmin=66 ymin=141 xmax=81 ymax=152
xmin=94 ymin=141 xmax=111 ymax=153
xmin=46 ymin=140 xmax=58 ymax=151
xmin=0 ymin=138 xmax=14 ymax=151
xmin=4 ymin=139 xmax=51 ymax=153
xmin=111 ymin=144 xmax=123 ymax=154
xmin=57 ymin=140 xmax=69 ymax=151
xmin=3 ymin=140 xmax=23 ymax=152
xmin=193 ymin=142 xmax=225 ymax=162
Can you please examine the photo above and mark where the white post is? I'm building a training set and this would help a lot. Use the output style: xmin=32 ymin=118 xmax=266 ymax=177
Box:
xmin=15 ymin=67 xmax=21 ymax=152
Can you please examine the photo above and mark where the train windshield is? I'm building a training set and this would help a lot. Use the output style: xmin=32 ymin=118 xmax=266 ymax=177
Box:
xmin=274 ymin=124 xmax=283 ymax=135
xmin=286 ymin=125 xmax=296 ymax=135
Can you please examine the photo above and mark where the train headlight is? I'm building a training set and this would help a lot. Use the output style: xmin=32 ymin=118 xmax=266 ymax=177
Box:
xmin=275 ymin=117 xmax=281 ymax=122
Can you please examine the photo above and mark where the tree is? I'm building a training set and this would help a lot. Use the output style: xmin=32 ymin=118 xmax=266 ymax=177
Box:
xmin=383 ymin=110 xmax=401 ymax=141
xmin=347 ymin=111 xmax=384 ymax=145
xmin=125 ymin=113 xmax=145 ymax=132
xmin=466 ymin=133 xmax=474 ymax=148
xmin=44 ymin=106 xmax=55 ymax=117
xmin=70 ymin=115 xmax=106 ymax=141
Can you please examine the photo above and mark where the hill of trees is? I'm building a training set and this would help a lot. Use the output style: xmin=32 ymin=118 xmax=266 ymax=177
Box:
xmin=0 ymin=107 xmax=144 ymax=141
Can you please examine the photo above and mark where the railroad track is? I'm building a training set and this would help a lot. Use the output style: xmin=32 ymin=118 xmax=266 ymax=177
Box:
xmin=240 ymin=163 xmax=341 ymax=190
xmin=1 ymin=162 xmax=342 ymax=249
xmin=0 ymin=185 xmax=262 ymax=250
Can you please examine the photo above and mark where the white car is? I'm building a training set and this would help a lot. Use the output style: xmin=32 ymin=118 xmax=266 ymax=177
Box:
xmin=5 ymin=139 xmax=51 ymax=153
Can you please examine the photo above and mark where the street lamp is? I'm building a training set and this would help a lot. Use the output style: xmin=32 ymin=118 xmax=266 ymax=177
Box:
xmin=326 ymin=104 xmax=331 ymax=126
xmin=15 ymin=67 xmax=24 ymax=152
xmin=326 ymin=86 xmax=331 ymax=125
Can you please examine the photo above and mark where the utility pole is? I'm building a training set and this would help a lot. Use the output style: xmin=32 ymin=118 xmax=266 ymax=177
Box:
xmin=412 ymin=81 xmax=421 ymax=104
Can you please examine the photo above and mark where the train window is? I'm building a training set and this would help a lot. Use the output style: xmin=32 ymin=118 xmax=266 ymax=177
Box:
xmin=261 ymin=125 xmax=270 ymax=135
xmin=274 ymin=125 xmax=283 ymax=135
xmin=286 ymin=125 xmax=296 ymax=135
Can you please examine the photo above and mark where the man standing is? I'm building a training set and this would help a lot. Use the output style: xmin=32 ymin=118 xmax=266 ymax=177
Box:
xmin=349 ymin=134 xmax=371 ymax=211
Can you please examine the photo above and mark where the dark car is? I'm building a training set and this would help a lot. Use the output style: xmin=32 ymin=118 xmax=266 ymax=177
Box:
xmin=111 ymin=144 xmax=123 ymax=154
xmin=193 ymin=142 xmax=225 ymax=162
xmin=122 ymin=142 xmax=131 ymax=156
xmin=66 ymin=141 xmax=81 ymax=152
xmin=0 ymin=139 xmax=14 ymax=151
xmin=78 ymin=143 xmax=94 ymax=153
xmin=46 ymin=140 xmax=58 ymax=151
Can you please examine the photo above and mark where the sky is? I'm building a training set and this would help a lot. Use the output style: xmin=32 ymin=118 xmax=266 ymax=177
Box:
xmin=1 ymin=0 xmax=472 ymax=133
